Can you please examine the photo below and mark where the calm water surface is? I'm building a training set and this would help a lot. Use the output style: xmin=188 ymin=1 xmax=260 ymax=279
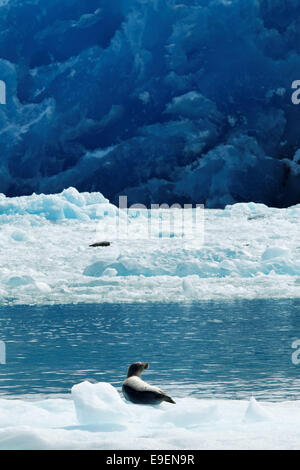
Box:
xmin=0 ymin=299 xmax=299 ymax=401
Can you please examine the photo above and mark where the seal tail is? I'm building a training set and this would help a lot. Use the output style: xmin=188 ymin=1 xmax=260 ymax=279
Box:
xmin=163 ymin=395 xmax=176 ymax=404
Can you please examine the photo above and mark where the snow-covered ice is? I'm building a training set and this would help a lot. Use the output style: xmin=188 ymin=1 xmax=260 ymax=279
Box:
xmin=0 ymin=187 xmax=299 ymax=305
xmin=0 ymin=381 xmax=300 ymax=450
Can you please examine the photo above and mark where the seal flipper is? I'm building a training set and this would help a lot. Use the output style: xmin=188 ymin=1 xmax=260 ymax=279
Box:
xmin=161 ymin=393 xmax=176 ymax=404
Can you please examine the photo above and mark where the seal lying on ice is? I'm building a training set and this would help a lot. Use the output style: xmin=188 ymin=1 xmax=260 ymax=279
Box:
xmin=89 ymin=241 xmax=111 ymax=247
xmin=122 ymin=362 xmax=176 ymax=405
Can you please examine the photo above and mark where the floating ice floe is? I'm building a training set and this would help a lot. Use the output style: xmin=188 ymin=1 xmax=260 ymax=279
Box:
xmin=0 ymin=187 xmax=299 ymax=305
xmin=0 ymin=382 xmax=299 ymax=450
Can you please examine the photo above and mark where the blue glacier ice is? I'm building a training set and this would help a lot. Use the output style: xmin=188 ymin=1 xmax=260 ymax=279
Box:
xmin=0 ymin=0 xmax=300 ymax=207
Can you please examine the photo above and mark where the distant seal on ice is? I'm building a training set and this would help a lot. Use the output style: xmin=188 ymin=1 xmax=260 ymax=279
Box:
xmin=89 ymin=241 xmax=111 ymax=247
xmin=122 ymin=362 xmax=176 ymax=405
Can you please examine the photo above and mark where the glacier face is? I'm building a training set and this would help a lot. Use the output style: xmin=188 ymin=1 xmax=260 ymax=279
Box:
xmin=0 ymin=0 xmax=300 ymax=207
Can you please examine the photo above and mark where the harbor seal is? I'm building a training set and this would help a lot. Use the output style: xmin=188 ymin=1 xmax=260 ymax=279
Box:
xmin=122 ymin=362 xmax=176 ymax=405
xmin=89 ymin=241 xmax=111 ymax=247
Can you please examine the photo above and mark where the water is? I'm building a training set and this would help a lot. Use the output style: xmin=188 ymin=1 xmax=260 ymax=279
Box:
xmin=0 ymin=299 xmax=299 ymax=401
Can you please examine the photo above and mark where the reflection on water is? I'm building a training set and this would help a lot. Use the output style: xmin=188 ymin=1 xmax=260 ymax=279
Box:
xmin=0 ymin=299 xmax=299 ymax=400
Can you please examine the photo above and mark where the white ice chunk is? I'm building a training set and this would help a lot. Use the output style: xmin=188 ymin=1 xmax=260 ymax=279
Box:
xmin=261 ymin=247 xmax=291 ymax=261
xmin=102 ymin=267 xmax=118 ymax=277
xmin=71 ymin=381 xmax=128 ymax=426
xmin=243 ymin=397 xmax=273 ymax=423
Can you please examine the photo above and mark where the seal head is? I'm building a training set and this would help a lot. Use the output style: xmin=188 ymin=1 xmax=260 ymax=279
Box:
xmin=126 ymin=361 xmax=149 ymax=378
xmin=122 ymin=362 xmax=176 ymax=405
